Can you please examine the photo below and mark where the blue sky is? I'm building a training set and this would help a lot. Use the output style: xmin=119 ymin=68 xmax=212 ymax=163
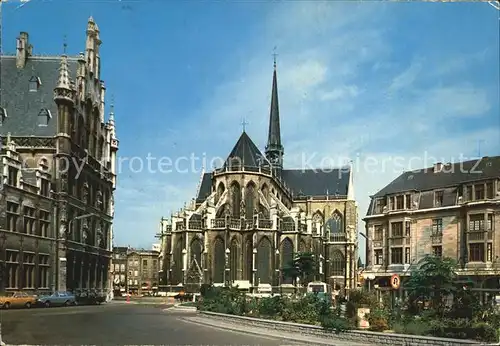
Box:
xmin=3 ymin=1 xmax=499 ymax=254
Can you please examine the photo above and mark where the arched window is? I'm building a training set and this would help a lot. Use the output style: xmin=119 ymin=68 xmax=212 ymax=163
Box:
xmin=280 ymin=237 xmax=293 ymax=284
xmin=329 ymin=249 xmax=344 ymax=276
xmin=326 ymin=211 xmax=343 ymax=241
xmin=190 ymin=238 xmax=202 ymax=266
xmin=256 ymin=237 xmax=271 ymax=284
xmin=172 ymin=237 xmax=183 ymax=285
xmin=215 ymin=182 xmax=225 ymax=205
xmin=245 ymin=182 xmax=256 ymax=220
xmin=244 ymin=236 xmax=253 ymax=282
xmin=213 ymin=237 xmax=225 ymax=283
xmin=312 ymin=212 xmax=323 ymax=234
xmin=230 ymin=182 xmax=241 ymax=218
xmin=230 ymin=238 xmax=238 ymax=282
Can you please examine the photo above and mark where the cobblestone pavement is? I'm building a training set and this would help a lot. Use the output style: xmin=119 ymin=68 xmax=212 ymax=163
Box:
xmin=0 ymin=304 xmax=304 ymax=345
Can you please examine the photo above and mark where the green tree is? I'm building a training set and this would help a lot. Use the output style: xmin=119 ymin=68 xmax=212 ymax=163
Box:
xmin=405 ymin=255 xmax=457 ymax=315
xmin=282 ymin=252 xmax=317 ymax=287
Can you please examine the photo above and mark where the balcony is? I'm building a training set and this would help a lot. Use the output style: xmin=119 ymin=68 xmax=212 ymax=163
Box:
xmin=280 ymin=221 xmax=295 ymax=232
xmin=258 ymin=219 xmax=272 ymax=229
xmin=188 ymin=220 xmax=202 ymax=230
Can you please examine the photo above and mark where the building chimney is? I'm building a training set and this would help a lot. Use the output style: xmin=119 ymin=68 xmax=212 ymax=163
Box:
xmin=16 ymin=32 xmax=32 ymax=69
xmin=434 ymin=162 xmax=443 ymax=173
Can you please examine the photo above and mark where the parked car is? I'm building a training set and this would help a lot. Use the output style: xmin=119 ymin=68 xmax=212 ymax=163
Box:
xmin=0 ymin=291 xmax=37 ymax=309
xmin=37 ymin=291 xmax=76 ymax=307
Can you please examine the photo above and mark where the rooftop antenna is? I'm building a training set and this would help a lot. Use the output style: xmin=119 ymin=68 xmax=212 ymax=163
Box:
xmin=477 ymin=139 xmax=485 ymax=158
xmin=272 ymin=46 xmax=278 ymax=69
xmin=63 ymin=35 xmax=67 ymax=54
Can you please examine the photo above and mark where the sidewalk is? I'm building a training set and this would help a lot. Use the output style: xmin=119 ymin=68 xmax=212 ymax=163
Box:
xmin=182 ymin=316 xmax=369 ymax=346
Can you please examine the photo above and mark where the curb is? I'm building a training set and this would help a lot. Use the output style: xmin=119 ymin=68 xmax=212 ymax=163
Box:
xmin=181 ymin=317 xmax=344 ymax=346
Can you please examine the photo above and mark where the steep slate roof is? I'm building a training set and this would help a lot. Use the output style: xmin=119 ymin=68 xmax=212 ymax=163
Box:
xmin=0 ymin=55 xmax=78 ymax=137
xmin=282 ymin=169 xmax=350 ymax=197
xmin=196 ymin=173 xmax=212 ymax=203
xmin=223 ymin=131 xmax=266 ymax=169
xmin=373 ymin=156 xmax=500 ymax=198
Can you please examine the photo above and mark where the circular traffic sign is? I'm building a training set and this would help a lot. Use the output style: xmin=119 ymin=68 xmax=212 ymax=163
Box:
xmin=390 ymin=274 xmax=400 ymax=289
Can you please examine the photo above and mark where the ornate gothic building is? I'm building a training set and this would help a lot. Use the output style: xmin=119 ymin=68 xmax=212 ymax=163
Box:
xmin=159 ymin=63 xmax=358 ymax=294
xmin=0 ymin=17 xmax=118 ymax=294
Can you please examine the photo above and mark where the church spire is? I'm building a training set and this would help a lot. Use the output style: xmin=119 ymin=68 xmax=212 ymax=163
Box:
xmin=265 ymin=52 xmax=284 ymax=171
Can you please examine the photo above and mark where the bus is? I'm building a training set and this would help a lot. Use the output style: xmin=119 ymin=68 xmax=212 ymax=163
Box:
xmin=307 ymin=281 xmax=333 ymax=303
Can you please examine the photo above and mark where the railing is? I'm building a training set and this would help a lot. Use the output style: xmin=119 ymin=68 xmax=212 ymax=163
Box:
xmin=243 ymin=219 xmax=253 ymax=230
xmin=176 ymin=222 xmax=185 ymax=230
xmin=328 ymin=234 xmax=347 ymax=242
xmin=229 ymin=219 xmax=241 ymax=229
xmin=258 ymin=219 xmax=272 ymax=229
xmin=211 ymin=218 xmax=225 ymax=229
xmin=280 ymin=221 xmax=295 ymax=232
xmin=188 ymin=220 xmax=202 ymax=230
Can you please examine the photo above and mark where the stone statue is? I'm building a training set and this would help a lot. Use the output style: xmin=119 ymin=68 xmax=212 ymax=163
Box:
xmin=240 ymin=199 xmax=245 ymax=217
xmin=96 ymin=190 xmax=103 ymax=207
xmin=60 ymin=172 xmax=68 ymax=192
xmin=60 ymin=203 xmax=67 ymax=222
xmin=82 ymin=182 xmax=89 ymax=204
xmin=59 ymin=224 xmax=67 ymax=238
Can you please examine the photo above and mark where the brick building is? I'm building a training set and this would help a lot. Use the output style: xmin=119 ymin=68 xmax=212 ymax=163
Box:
xmin=363 ymin=157 xmax=500 ymax=301
xmin=0 ymin=17 xmax=118 ymax=294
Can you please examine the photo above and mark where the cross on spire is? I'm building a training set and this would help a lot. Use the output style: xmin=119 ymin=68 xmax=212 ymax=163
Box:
xmin=272 ymin=46 xmax=278 ymax=68
xmin=241 ymin=117 xmax=249 ymax=132
xmin=63 ymin=35 xmax=67 ymax=54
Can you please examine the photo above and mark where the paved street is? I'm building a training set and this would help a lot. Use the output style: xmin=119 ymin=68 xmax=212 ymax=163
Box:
xmin=0 ymin=303 xmax=303 ymax=345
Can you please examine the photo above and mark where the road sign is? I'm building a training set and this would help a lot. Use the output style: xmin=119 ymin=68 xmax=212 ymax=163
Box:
xmin=390 ymin=274 xmax=401 ymax=290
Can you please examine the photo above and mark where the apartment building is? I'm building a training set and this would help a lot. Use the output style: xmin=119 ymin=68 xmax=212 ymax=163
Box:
xmin=363 ymin=157 xmax=500 ymax=300
xmin=127 ymin=249 xmax=160 ymax=295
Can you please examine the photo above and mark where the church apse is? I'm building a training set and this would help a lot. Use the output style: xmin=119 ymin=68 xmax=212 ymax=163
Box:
xmin=160 ymin=62 xmax=358 ymax=294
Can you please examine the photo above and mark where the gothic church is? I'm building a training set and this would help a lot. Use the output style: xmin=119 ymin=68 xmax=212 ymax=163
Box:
xmin=159 ymin=62 xmax=358 ymax=295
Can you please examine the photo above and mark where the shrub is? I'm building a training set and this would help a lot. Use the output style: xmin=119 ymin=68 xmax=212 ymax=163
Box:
xmin=367 ymin=308 xmax=389 ymax=332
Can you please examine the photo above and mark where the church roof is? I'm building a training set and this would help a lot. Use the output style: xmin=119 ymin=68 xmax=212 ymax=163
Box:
xmin=282 ymin=168 xmax=350 ymax=197
xmin=223 ymin=131 xmax=266 ymax=169
xmin=0 ymin=55 xmax=78 ymax=137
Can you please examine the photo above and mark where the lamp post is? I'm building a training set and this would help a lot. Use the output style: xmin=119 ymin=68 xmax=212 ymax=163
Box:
xmin=225 ymin=248 xmax=230 ymax=287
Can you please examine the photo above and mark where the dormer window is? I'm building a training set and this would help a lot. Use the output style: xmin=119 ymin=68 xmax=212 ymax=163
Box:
xmin=434 ymin=190 xmax=444 ymax=207
xmin=0 ymin=107 xmax=7 ymax=126
xmin=29 ymin=76 xmax=41 ymax=92
xmin=38 ymin=108 xmax=52 ymax=127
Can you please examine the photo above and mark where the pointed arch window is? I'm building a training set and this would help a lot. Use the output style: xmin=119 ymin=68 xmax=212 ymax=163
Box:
xmin=172 ymin=237 xmax=183 ymax=285
xmin=280 ymin=238 xmax=293 ymax=284
xmin=245 ymin=182 xmax=256 ymax=219
xmin=326 ymin=211 xmax=344 ymax=241
xmin=231 ymin=182 xmax=241 ymax=218
xmin=38 ymin=108 xmax=52 ymax=127
xmin=256 ymin=237 xmax=271 ymax=284
xmin=215 ymin=183 xmax=225 ymax=205
xmin=244 ymin=237 xmax=253 ymax=282
xmin=329 ymin=249 xmax=345 ymax=276
xmin=312 ymin=212 xmax=323 ymax=235
xmin=230 ymin=238 xmax=239 ymax=282
xmin=213 ymin=237 xmax=225 ymax=283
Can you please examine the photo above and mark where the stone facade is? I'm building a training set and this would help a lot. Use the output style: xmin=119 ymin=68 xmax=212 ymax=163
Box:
xmin=0 ymin=17 xmax=118 ymax=294
xmin=363 ymin=159 xmax=500 ymax=298
xmin=158 ymin=64 xmax=358 ymax=294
